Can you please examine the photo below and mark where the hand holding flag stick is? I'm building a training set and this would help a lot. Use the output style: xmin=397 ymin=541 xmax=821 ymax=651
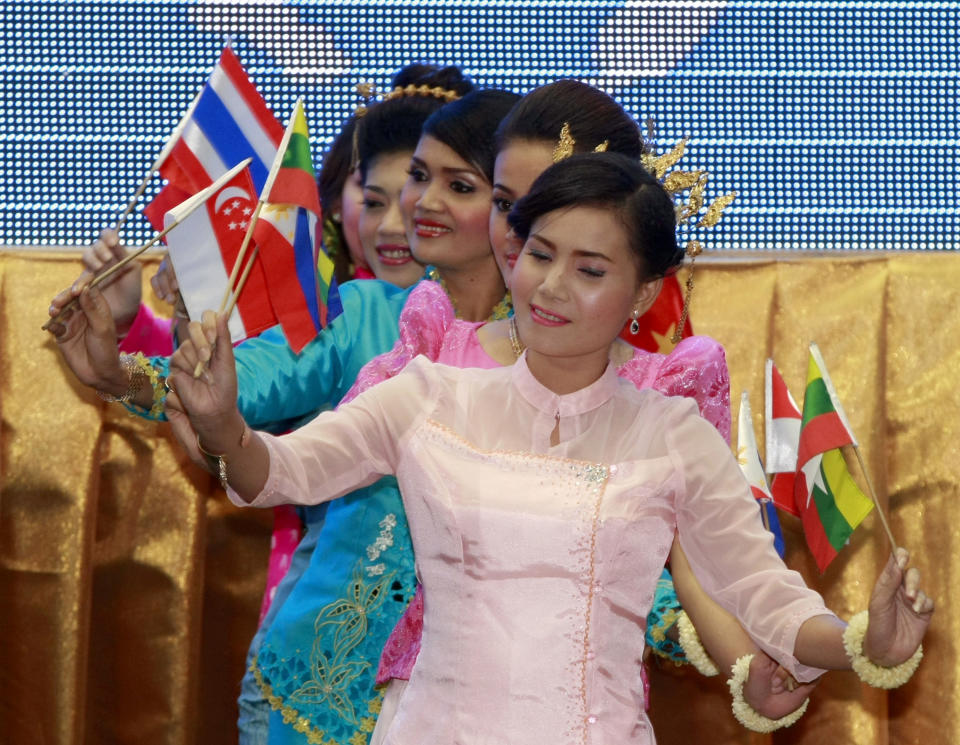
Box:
xmin=42 ymin=158 xmax=253 ymax=332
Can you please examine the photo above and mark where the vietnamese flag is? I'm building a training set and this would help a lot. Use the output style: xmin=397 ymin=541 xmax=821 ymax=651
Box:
xmin=619 ymin=273 xmax=692 ymax=353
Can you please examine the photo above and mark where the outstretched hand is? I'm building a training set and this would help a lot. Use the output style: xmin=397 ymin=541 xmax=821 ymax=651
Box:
xmin=165 ymin=310 xmax=244 ymax=456
xmin=46 ymin=278 xmax=128 ymax=394
xmin=742 ymin=653 xmax=817 ymax=720
xmin=864 ymin=548 xmax=934 ymax=667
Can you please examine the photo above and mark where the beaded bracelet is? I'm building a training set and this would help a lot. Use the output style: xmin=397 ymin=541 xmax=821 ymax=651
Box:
xmin=96 ymin=352 xmax=164 ymax=417
xmin=727 ymin=654 xmax=809 ymax=733
xmin=96 ymin=353 xmax=146 ymax=404
xmin=843 ymin=610 xmax=923 ymax=689
xmin=676 ymin=610 xmax=720 ymax=677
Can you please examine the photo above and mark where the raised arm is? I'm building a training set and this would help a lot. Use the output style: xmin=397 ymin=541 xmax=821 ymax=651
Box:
xmin=165 ymin=311 xmax=431 ymax=507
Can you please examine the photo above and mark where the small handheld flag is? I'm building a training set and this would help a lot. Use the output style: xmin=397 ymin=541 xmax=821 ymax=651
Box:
xmin=793 ymin=343 xmax=882 ymax=572
xmin=163 ymin=160 xmax=277 ymax=344
xmin=765 ymin=359 xmax=803 ymax=516
xmin=143 ymin=46 xmax=285 ymax=232
xmin=737 ymin=392 xmax=785 ymax=557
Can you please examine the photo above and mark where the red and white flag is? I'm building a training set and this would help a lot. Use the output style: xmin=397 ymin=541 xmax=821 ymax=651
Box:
xmin=765 ymin=358 xmax=803 ymax=515
xmin=163 ymin=163 xmax=276 ymax=342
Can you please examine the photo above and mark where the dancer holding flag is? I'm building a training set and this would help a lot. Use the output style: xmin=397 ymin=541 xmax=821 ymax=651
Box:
xmin=164 ymin=151 xmax=934 ymax=745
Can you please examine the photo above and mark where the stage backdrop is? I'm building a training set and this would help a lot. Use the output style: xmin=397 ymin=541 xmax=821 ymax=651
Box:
xmin=0 ymin=1 xmax=957 ymax=252
xmin=1 ymin=250 xmax=958 ymax=745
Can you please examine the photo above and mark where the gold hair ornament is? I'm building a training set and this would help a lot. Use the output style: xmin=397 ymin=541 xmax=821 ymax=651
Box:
xmin=379 ymin=83 xmax=461 ymax=104
xmin=349 ymin=82 xmax=377 ymax=171
xmin=552 ymin=123 xmax=611 ymax=163
xmin=552 ymin=122 xmax=576 ymax=162
xmin=351 ymin=82 xmax=461 ymax=171
xmin=642 ymin=136 xmax=737 ymax=343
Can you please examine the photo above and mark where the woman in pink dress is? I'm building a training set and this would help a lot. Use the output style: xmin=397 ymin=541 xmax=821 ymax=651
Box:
xmin=164 ymin=152 xmax=933 ymax=744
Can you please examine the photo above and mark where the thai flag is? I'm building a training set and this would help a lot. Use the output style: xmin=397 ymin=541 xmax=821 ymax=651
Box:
xmin=144 ymin=47 xmax=285 ymax=232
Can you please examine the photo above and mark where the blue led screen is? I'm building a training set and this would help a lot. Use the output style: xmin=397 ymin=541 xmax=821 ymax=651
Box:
xmin=2 ymin=1 xmax=957 ymax=249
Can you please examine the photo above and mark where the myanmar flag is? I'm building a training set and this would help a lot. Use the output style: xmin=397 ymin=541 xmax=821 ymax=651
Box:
xmin=794 ymin=343 xmax=875 ymax=572
xmin=253 ymin=99 xmax=340 ymax=353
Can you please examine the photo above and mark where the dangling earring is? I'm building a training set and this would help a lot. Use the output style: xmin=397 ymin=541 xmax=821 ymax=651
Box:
xmin=629 ymin=309 xmax=641 ymax=335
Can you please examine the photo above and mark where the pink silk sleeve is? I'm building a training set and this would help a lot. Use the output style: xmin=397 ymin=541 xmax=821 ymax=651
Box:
xmin=118 ymin=303 xmax=175 ymax=356
xmin=227 ymin=356 xmax=438 ymax=510
xmin=340 ymin=281 xmax=454 ymax=406
xmin=666 ymin=399 xmax=833 ymax=682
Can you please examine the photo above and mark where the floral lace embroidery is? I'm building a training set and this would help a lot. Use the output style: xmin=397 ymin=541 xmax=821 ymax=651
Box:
xmin=255 ymin=562 xmax=396 ymax=743
xmin=365 ymin=514 xmax=397 ymax=578
xmin=252 ymin=659 xmax=384 ymax=745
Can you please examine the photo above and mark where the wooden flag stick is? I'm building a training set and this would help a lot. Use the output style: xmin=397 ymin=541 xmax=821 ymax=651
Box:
xmin=852 ymin=445 xmax=899 ymax=553
xmin=114 ymin=89 xmax=205 ymax=232
xmin=217 ymin=200 xmax=265 ymax=313
xmin=44 ymin=219 xmax=180 ymax=331
xmin=43 ymin=158 xmax=253 ymax=331
xmin=224 ymin=246 xmax=260 ymax=318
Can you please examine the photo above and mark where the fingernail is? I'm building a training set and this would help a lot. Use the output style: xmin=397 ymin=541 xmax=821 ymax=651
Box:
xmin=203 ymin=371 xmax=213 ymax=384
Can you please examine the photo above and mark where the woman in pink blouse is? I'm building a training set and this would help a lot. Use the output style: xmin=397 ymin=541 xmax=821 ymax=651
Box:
xmin=164 ymin=152 xmax=933 ymax=745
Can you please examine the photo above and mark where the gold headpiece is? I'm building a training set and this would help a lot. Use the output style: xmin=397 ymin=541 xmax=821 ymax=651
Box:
xmin=552 ymin=123 xmax=576 ymax=162
xmin=379 ymin=84 xmax=461 ymax=104
xmin=640 ymin=136 xmax=737 ymax=343
xmin=349 ymin=82 xmax=378 ymax=171
xmin=552 ymin=123 xmax=612 ymax=163
xmin=349 ymin=82 xmax=462 ymax=172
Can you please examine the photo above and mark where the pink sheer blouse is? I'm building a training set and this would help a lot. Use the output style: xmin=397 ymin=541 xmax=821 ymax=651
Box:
xmin=230 ymin=356 xmax=831 ymax=745
xmin=342 ymin=281 xmax=733 ymax=684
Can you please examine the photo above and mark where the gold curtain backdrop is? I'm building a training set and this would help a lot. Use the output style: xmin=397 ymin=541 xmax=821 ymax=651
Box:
xmin=1 ymin=250 xmax=957 ymax=745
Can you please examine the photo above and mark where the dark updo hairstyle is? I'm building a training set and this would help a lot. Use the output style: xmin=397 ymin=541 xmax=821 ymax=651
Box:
xmin=508 ymin=152 xmax=683 ymax=280
xmin=355 ymin=64 xmax=474 ymax=181
xmin=494 ymin=79 xmax=646 ymax=159
xmin=420 ymin=89 xmax=522 ymax=182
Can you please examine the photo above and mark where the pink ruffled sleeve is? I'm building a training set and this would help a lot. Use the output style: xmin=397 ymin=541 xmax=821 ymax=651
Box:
xmin=340 ymin=281 xmax=455 ymax=406
xmin=619 ymin=335 xmax=731 ymax=444
xmin=118 ymin=303 xmax=175 ymax=356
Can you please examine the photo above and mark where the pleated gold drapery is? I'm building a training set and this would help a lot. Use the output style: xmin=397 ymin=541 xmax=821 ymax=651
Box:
xmin=1 ymin=250 xmax=957 ymax=745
